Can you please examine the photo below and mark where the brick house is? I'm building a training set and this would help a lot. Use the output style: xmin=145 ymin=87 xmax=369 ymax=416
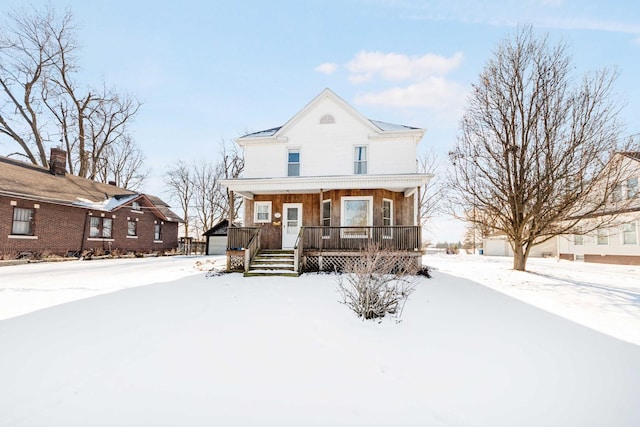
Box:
xmin=0 ymin=148 xmax=182 ymax=258
xmin=221 ymin=89 xmax=431 ymax=275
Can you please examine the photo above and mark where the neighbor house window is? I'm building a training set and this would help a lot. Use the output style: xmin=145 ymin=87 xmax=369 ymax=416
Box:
xmin=90 ymin=217 xmax=113 ymax=238
xmin=612 ymin=184 xmax=623 ymax=202
xmin=596 ymin=228 xmax=609 ymax=245
xmin=322 ymin=199 xmax=331 ymax=238
xmin=12 ymin=207 xmax=34 ymax=235
xmin=341 ymin=196 xmax=372 ymax=237
xmin=573 ymin=233 xmax=584 ymax=246
xmin=132 ymin=201 xmax=141 ymax=211
xmin=154 ymin=223 xmax=162 ymax=241
xmin=254 ymin=201 xmax=272 ymax=223
xmin=627 ymin=178 xmax=638 ymax=199
xmin=354 ymin=146 xmax=367 ymax=174
xmin=127 ymin=220 xmax=137 ymax=237
xmin=382 ymin=198 xmax=393 ymax=238
xmin=622 ymin=223 xmax=637 ymax=245
xmin=288 ymin=148 xmax=300 ymax=177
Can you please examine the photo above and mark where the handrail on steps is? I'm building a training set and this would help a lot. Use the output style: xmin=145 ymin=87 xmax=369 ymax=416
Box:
xmin=293 ymin=227 xmax=303 ymax=273
xmin=244 ymin=228 xmax=261 ymax=273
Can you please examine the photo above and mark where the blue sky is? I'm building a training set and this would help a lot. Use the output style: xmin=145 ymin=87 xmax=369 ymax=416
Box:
xmin=2 ymin=0 xmax=640 ymax=242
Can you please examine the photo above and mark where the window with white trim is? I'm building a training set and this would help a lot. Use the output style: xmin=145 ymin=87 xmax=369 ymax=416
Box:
xmin=12 ymin=207 xmax=34 ymax=235
xmin=573 ymin=233 xmax=584 ymax=245
xmin=132 ymin=201 xmax=141 ymax=211
xmin=154 ymin=223 xmax=162 ymax=241
xmin=354 ymin=146 xmax=367 ymax=175
xmin=254 ymin=201 xmax=272 ymax=223
xmin=341 ymin=196 xmax=372 ymax=237
xmin=622 ymin=222 xmax=637 ymax=245
xmin=322 ymin=199 xmax=331 ymax=238
xmin=127 ymin=220 xmax=137 ymax=237
xmin=90 ymin=217 xmax=113 ymax=238
xmin=288 ymin=148 xmax=300 ymax=177
xmin=382 ymin=198 xmax=393 ymax=238
xmin=596 ymin=228 xmax=608 ymax=245
xmin=627 ymin=178 xmax=638 ymax=199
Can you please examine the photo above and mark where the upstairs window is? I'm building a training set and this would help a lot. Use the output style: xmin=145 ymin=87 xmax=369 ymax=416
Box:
xmin=627 ymin=178 xmax=638 ymax=199
xmin=612 ymin=184 xmax=622 ymax=202
xmin=12 ymin=207 xmax=34 ymax=235
xmin=288 ymin=148 xmax=300 ymax=177
xmin=90 ymin=217 xmax=113 ymax=238
xmin=573 ymin=233 xmax=584 ymax=246
xmin=132 ymin=201 xmax=141 ymax=211
xmin=354 ymin=146 xmax=367 ymax=175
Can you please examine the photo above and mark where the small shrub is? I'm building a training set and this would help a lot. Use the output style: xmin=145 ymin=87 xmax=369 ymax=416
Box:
xmin=337 ymin=245 xmax=418 ymax=321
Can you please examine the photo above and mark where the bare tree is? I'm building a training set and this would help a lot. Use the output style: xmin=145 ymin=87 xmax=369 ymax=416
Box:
xmin=447 ymin=26 xmax=630 ymax=271
xmin=417 ymin=148 xmax=442 ymax=226
xmin=191 ymin=160 xmax=217 ymax=237
xmin=97 ymin=135 xmax=148 ymax=190
xmin=0 ymin=6 xmax=145 ymax=186
xmin=164 ymin=161 xmax=193 ymax=238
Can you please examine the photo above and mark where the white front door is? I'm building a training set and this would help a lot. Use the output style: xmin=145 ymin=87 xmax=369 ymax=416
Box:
xmin=282 ymin=203 xmax=302 ymax=249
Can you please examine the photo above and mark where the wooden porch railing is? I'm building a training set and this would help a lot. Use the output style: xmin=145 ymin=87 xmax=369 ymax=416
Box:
xmin=243 ymin=228 xmax=261 ymax=273
xmin=227 ymin=226 xmax=260 ymax=250
xmin=302 ymin=226 xmax=422 ymax=251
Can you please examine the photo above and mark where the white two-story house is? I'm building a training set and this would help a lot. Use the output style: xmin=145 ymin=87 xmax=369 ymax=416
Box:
xmin=221 ymin=88 xmax=431 ymax=275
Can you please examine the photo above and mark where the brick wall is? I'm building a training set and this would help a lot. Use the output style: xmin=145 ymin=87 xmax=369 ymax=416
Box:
xmin=0 ymin=195 xmax=179 ymax=258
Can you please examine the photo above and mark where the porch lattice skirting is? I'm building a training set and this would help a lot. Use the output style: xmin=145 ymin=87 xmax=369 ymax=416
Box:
xmin=302 ymin=251 xmax=422 ymax=273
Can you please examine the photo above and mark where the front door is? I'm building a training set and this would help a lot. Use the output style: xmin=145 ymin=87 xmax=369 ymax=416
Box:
xmin=282 ymin=203 xmax=302 ymax=249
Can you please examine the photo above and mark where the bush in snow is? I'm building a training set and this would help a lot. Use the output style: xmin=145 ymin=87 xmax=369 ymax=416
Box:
xmin=337 ymin=245 xmax=419 ymax=320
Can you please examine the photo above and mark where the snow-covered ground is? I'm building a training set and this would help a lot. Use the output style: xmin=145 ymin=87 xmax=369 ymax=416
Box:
xmin=0 ymin=255 xmax=639 ymax=426
xmin=426 ymin=253 xmax=640 ymax=346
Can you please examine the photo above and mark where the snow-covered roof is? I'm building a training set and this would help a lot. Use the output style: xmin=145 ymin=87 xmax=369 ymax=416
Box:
xmin=369 ymin=120 xmax=420 ymax=132
xmin=239 ymin=127 xmax=282 ymax=139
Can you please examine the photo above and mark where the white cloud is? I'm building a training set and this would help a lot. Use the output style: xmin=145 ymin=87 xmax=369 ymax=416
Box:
xmin=314 ymin=62 xmax=339 ymax=75
xmin=346 ymin=51 xmax=464 ymax=83
xmin=354 ymin=78 xmax=468 ymax=111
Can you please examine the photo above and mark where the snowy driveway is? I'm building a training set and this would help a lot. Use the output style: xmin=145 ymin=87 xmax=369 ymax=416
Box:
xmin=0 ymin=258 xmax=639 ymax=426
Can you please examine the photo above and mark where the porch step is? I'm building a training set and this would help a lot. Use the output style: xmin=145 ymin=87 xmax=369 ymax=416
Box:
xmin=245 ymin=250 xmax=299 ymax=277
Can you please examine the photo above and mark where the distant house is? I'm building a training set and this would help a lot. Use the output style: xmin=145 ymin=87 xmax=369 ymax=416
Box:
xmin=0 ymin=148 xmax=182 ymax=258
xmin=221 ymin=88 xmax=431 ymax=275
xmin=557 ymin=152 xmax=640 ymax=265
xmin=483 ymin=152 xmax=640 ymax=265
xmin=203 ymin=220 xmax=229 ymax=255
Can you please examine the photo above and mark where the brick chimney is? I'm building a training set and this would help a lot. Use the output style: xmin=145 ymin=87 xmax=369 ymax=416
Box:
xmin=49 ymin=148 xmax=67 ymax=176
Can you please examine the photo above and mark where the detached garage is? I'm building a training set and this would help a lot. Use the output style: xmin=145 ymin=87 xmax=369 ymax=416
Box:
xmin=203 ymin=220 xmax=229 ymax=255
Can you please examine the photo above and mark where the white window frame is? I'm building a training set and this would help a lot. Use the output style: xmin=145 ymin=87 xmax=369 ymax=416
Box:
xmin=90 ymin=216 xmax=113 ymax=239
xmin=11 ymin=207 xmax=34 ymax=236
xmin=622 ymin=222 xmax=638 ymax=245
xmin=382 ymin=198 xmax=393 ymax=239
xmin=287 ymin=147 xmax=300 ymax=177
xmin=354 ymin=145 xmax=368 ymax=175
xmin=341 ymin=196 xmax=373 ymax=238
xmin=127 ymin=219 xmax=138 ymax=238
xmin=573 ymin=233 xmax=584 ymax=246
xmin=132 ymin=201 xmax=142 ymax=212
xmin=322 ymin=199 xmax=331 ymax=239
xmin=596 ymin=228 xmax=609 ymax=246
xmin=254 ymin=201 xmax=272 ymax=223
xmin=627 ymin=178 xmax=638 ymax=199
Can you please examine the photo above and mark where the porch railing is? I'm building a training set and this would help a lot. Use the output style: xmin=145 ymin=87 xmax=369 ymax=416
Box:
xmin=244 ymin=228 xmax=261 ymax=273
xmin=293 ymin=227 xmax=303 ymax=273
xmin=227 ymin=226 xmax=260 ymax=250
xmin=302 ymin=226 xmax=422 ymax=251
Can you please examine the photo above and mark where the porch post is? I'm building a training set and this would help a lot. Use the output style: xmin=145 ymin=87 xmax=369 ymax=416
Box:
xmin=228 ymin=190 xmax=235 ymax=225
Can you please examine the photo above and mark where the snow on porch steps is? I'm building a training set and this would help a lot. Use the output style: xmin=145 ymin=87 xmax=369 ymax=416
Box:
xmin=245 ymin=250 xmax=299 ymax=277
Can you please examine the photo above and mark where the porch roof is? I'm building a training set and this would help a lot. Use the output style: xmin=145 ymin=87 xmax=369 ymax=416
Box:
xmin=220 ymin=173 xmax=432 ymax=199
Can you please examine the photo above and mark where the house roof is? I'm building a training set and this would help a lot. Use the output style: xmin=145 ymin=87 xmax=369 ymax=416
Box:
xmin=0 ymin=156 xmax=182 ymax=222
xmin=202 ymin=219 xmax=229 ymax=236
xmin=620 ymin=152 xmax=640 ymax=162
xmin=236 ymin=88 xmax=424 ymax=143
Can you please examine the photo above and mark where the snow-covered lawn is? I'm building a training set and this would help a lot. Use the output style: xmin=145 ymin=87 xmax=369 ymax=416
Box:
xmin=427 ymin=253 xmax=640 ymax=346
xmin=0 ymin=255 xmax=639 ymax=426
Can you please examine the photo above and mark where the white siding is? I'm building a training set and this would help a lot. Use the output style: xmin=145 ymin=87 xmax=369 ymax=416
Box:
xmin=242 ymin=93 xmax=420 ymax=179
